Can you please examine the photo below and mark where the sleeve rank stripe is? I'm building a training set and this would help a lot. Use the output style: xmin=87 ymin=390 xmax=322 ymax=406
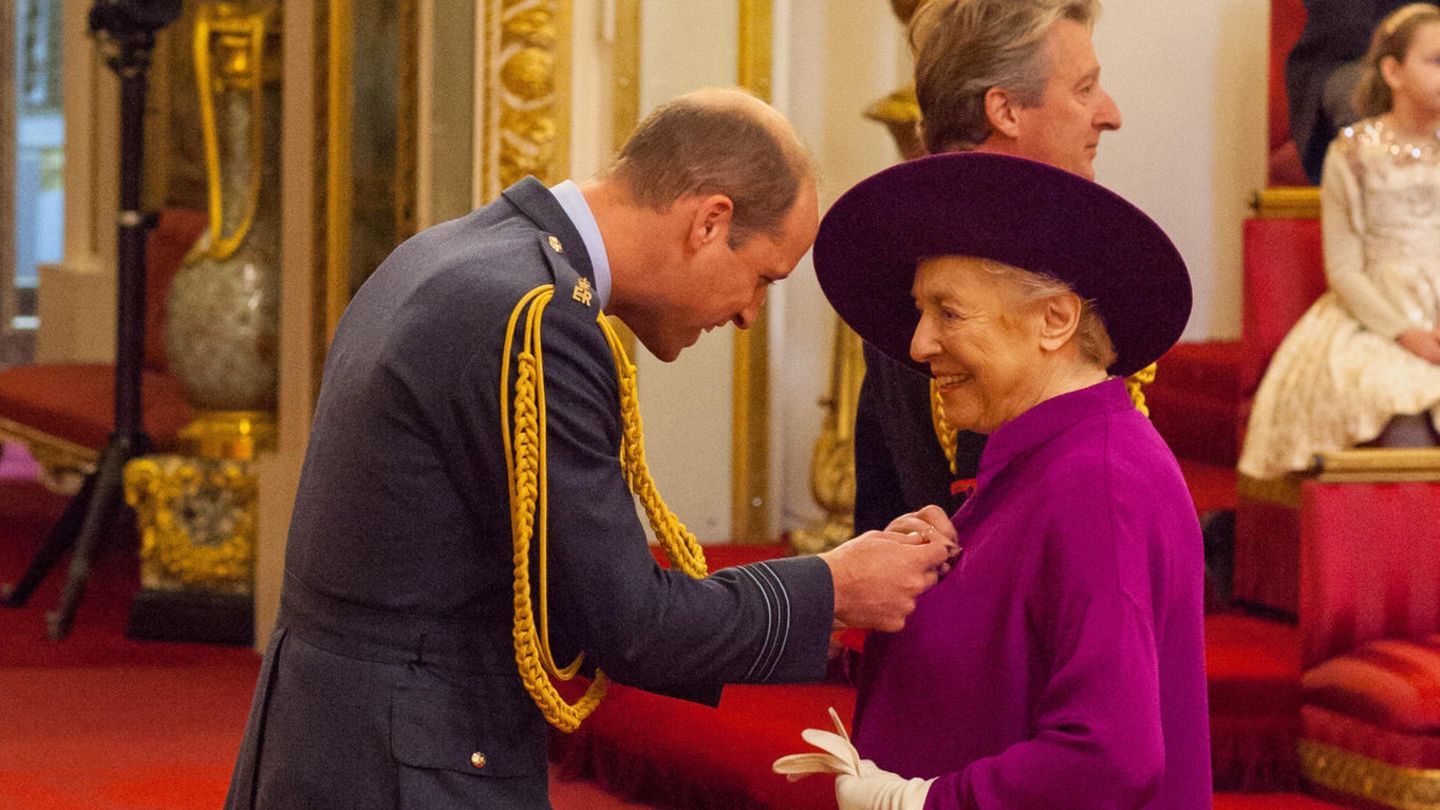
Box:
xmin=736 ymin=564 xmax=780 ymax=681
xmin=752 ymin=561 xmax=793 ymax=681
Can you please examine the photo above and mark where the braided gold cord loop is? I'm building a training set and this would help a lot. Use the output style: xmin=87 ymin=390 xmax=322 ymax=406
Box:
xmin=502 ymin=286 xmax=709 ymax=732
xmin=1125 ymin=362 xmax=1155 ymax=417
xmin=599 ymin=316 xmax=709 ymax=578
xmin=929 ymin=378 xmax=959 ymax=476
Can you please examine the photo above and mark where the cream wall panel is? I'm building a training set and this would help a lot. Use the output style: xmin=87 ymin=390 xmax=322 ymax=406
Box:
xmin=37 ymin=0 xmax=120 ymax=363
xmin=774 ymin=0 xmax=909 ymax=534
xmin=630 ymin=2 xmax=742 ymax=542
xmin=254 ymin=2 xmax=322 ymax=650
xmin=1092 ymin=0 xmax=1267 ymax=341
xmin=568 ymin=0 xmax=614 ymax=181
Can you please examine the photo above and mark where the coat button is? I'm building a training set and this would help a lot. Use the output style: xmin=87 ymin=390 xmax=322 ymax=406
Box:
xmin=470 ymin=752 xmax=487 ymax=769
xmin=547 ymin=235 xmax=564 ymax=253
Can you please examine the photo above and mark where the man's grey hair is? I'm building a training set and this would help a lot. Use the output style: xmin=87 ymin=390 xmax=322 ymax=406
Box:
xmin=910 ymin=0 xmax=1100 ymax=154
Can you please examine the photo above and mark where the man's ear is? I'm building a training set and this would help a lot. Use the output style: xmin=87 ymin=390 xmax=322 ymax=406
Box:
xmin=983 ymin=87 xmax=1022 ymax=140
xmin=1037 ymin=293 xmax=1083 ymax=352
xmin=688 ymin=194 xmax=735 ymax=249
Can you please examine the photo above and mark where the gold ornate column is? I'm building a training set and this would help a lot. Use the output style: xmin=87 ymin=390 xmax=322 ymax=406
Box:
xmin=731 ymin=0 xmax=774 ymax=543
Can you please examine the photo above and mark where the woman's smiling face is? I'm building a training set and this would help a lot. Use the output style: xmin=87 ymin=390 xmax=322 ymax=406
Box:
xmin=908 ymin=256 xmax=1052 ymax=434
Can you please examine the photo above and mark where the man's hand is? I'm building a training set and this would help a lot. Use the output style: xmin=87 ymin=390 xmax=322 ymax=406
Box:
xmin=818 ymin=529 xmax=957 ymax=632
xmin=1397 ymin=328 xmax=1440 ymax=364
xmin=883 ymin=505 xmax=958 ymax=547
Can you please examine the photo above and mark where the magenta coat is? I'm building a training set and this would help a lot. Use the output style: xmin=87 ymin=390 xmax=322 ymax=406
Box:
xmin=852 ymin=378 xmax=1212 ymax=810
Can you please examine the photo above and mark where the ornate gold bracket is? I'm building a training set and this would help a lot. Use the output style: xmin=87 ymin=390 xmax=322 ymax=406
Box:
xmin=791 ymin=319 xmax=866 ymax=554
xmin=125 ymin=454 xmax=257 ymax=594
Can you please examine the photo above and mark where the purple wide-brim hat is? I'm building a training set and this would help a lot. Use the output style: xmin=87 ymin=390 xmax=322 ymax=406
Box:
xmin=814 ymin=152 xmax=1191 ymax=378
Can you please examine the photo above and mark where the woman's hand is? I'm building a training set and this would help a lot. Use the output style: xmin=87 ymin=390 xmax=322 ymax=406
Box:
xmin=773 ymin=708 xmax=934 ymax=810
xmin=1397 ymin=328 xmax=1440 ymax=364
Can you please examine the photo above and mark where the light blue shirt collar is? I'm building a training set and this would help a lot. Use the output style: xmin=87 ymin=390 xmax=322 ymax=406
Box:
xmin=549 ymin=180 xmax=612 ymax=310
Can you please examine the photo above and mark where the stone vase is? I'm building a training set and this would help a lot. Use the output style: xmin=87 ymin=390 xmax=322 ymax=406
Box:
xmin=164 ymin=88 xmax=280 ymax=413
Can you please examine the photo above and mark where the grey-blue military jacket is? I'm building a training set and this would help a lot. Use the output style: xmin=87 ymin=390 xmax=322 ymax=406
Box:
xmin=224 ymin=178 xmax=834 ymax=809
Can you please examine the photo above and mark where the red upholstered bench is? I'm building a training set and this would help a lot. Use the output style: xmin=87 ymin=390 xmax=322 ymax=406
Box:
xmin=1295 ymin=480 xmax=1440 ymax=808
xmin=0 ymin=209 xmax=204 ymax=484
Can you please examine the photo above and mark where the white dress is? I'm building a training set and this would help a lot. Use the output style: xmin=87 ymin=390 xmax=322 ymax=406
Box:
xmin=1239 ymin=117 xmax=1440 ymax=479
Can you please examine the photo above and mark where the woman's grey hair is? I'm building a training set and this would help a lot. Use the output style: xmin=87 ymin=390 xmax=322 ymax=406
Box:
xmin=910 ymin=0 xmax=1101 ymax=154
xmin=979 ymin=258 xmax=1117 ymax=370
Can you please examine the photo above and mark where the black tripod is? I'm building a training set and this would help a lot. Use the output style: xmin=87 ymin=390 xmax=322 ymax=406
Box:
xmin=1 ymin=0 xmax=181 ymax=639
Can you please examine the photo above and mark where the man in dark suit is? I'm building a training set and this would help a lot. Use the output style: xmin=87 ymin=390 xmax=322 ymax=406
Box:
xmin=224 ymin=88 xmax=956 ymax=809
xmin=853 ymin=0 xmax=1123 ymax=533
xmin=1287 ymin=0 xmax=1407 ymax=183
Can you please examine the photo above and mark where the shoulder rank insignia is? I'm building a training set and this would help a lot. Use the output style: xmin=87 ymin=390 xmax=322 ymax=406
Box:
xmin=572 ymin=277 xmax=593 ymax=307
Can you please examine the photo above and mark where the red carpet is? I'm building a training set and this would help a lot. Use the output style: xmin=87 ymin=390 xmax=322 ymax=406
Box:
xmin=0 ymin=443 xmax=1344 ymax=808
xmin=0 ymin=446 xmax=650 ymax=809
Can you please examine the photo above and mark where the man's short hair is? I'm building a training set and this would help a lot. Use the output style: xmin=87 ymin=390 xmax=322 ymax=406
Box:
xmin=607 ymin=91 xmax=814 ymax=247
xmin=910 ymin=0 xmax=1100 ymax=154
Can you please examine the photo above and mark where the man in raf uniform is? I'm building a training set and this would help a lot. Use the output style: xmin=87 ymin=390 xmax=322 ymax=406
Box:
xmin=225 ymin=87 xmax=956 ymax=809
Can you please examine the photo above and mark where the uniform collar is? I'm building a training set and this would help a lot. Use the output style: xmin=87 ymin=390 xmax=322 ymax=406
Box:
xmin=547 ymin=180 xmax=612 ymax=311
xmin=500 ymin=177 xmax=597 ymax=292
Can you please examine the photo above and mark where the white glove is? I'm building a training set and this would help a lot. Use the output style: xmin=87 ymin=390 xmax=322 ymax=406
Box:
xmin=772 ymin=707 xmax=935 ymax=810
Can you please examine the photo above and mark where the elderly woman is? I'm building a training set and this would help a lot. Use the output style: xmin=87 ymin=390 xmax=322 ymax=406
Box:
xmin=776 ymin=153 xmax=1211 ymax=809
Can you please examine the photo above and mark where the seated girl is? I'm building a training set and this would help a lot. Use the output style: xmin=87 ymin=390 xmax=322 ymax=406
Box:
xmin=1241 ymin=3 xmax=1440 ymax=479
xmin=775 ymin=152 xmax=1210 ymax=809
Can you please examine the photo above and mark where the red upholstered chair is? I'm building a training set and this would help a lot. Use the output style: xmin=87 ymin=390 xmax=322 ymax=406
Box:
xmin=1268 ymin=0 xmax=1310 ymax=187
xmin=1147 ymin=218 xmax=1325 ymax=496
xmin=1229 ymin=217 xmax=1328 ymax=616
xmin=1145 ymin=216 xmax=1325 ymax=615
xmin=1294 ymin=479 xmax=1440 ymax=807
xmin=0 ymin=209 xmax=205 ymax=487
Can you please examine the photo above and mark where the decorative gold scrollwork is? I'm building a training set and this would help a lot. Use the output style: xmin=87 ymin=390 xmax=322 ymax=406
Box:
xmin=124 ymin=455 xmax=257 ymax=594
xmin=1300 ymin=738 xmax=1440 ymax=810
xmin=482 ymin=0 xmax=569 ymax=198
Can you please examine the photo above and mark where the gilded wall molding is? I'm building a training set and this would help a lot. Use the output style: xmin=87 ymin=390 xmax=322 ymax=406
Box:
xmin=475 ymin=0 xmax=572 ymax=204
xmin=731 ymin=0 xmax=773 ymax=543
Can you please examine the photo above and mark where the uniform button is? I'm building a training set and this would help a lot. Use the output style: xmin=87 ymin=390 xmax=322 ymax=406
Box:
xmin=547 ymin=235 xmax=564 ymax=253
xmin=470 ymin=751 xmax=487 ymax=769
